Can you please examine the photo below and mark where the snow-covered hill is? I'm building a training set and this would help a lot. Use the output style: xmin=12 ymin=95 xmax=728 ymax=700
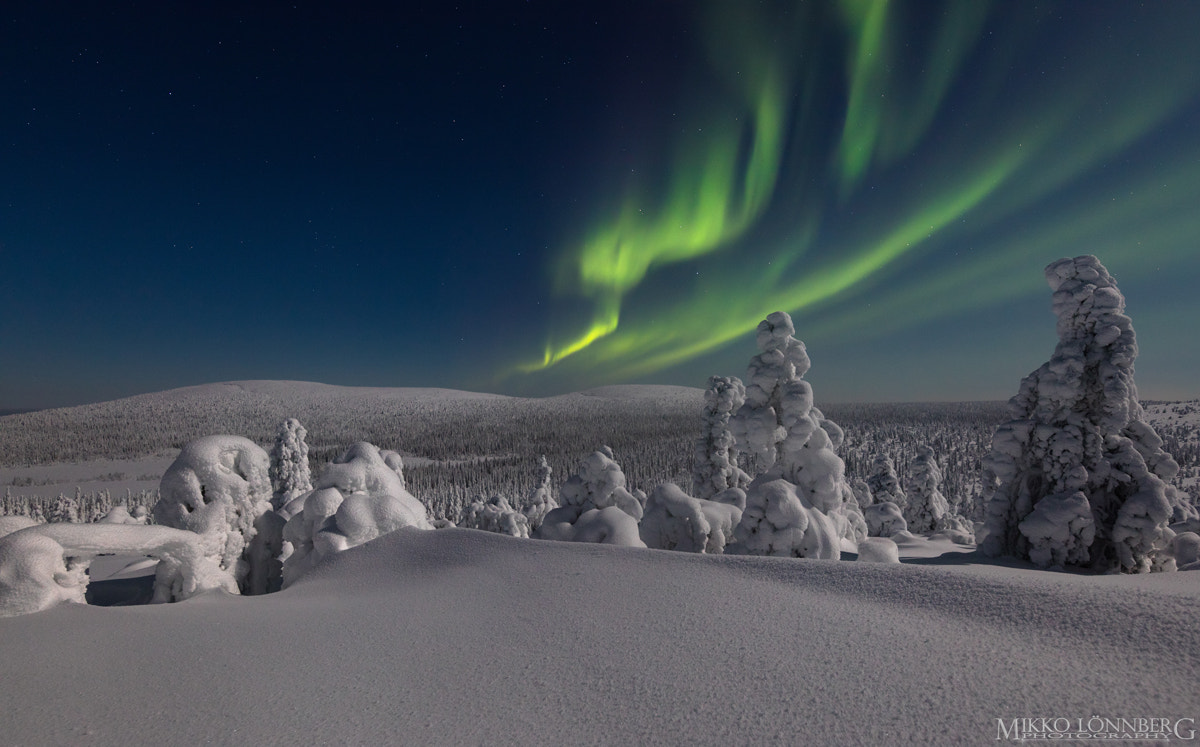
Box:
xmin=1 ymin=527 xmax=1196 ymax=745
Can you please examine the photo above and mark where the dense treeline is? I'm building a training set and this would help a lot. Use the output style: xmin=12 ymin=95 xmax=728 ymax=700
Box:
xmin=2 ymin=382 xmax=1195 ymax=525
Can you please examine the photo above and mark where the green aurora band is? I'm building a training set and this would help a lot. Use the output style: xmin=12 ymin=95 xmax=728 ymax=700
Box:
xmin=518 ymin=0 xmax=1200 ymax=388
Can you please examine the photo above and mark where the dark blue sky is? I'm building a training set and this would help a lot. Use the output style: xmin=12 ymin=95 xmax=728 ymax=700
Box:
xmin=3 ymin=1 xmax=1200 ymax=410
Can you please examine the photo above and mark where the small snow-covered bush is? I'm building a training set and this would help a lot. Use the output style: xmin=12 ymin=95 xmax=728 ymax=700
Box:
xmin=281 ymin=442 xmax=431 ymax=586
xmin=533 ymin=447 xmax=646 ymax=548
xmin=1017 ymin=491 xmax=1096 ymax=568
xmin=730 ymin=478 xmax=842 ymax=559
xmin=639 ymin=482 xmax=744 ymax=554
xmin=865 ymin=502 xmax=907 ymax=538
xmin=462 ymin=495 xmax=530 ymax=538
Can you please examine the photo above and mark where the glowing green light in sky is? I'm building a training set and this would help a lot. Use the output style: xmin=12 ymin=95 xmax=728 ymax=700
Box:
xmin=514 ymin=0 xmax=1200 ymax=389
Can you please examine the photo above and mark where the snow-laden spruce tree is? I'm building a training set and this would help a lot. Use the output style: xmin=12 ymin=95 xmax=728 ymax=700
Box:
xmin=981 ymin=255 xmax=1193 ymax=572
xmin=522 ymin=455 xmax=557 ymax=532
xmin=533 ymin=447 xmax=646 ymax=547
xmin=693 ymin=376 xmax=751 ymax=500
xmin=155 ymin=435 xmax=273 ymax=594
xmin=269 ymin=418 xmax=313 ymax=509
xmin=866 ymin=454 xmax=907 ymax=513
xmin=905 ymin=445 xmax=949 ymax=534
xmin=727 ymin=312 xmax=865 ymax=558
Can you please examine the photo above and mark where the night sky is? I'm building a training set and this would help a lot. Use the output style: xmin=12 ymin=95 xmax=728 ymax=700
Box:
xmin=3 ymin=1 xmax=1199 ymax=410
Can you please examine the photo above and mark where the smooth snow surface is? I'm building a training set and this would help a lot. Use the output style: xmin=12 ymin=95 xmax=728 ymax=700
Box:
xmin=1 ymin=529 xmax=1197 ymax=745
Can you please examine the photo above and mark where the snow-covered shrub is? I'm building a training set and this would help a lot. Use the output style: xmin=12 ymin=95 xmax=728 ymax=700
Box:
xmin=727 ymin=312 xmax=863 ymax=557
xmin=281 ymin=442 xmax=431 ymax=586
xmin=97 ymin=504 xmax=146 ymax=525
xmin=866 ymin=455 xmax=906 ymax=513
xmin=905 ymin=445 xmax=949 ymax=534
xmin=981 ymin=256 xmax=1185 ymax=572
xmin=269 ymin=418 xmax=313 ymax=508
xmin=693 ymin=376 xmax=750 ymax=500
xmin=639 ymin=482 xmax=744 ymax=553
xmin=0 ymin=523 xmax=235 ymax=617
xmin=864 ymin=502 xmax=907 ymax=538
xmin=533 ymin=447 xmax=646 ymax=547
xmin=1017 ymin=491 xmax=1096 ymax=569
xmin=856 ymin=537 xmax=900 ymax=563
xmin=462 ymin=495 xmax=530 ymax=538
xmin=730 ymin=479 xmax=842 ymax=559
xmin=523 ymin=455 xmax=557 ymax=531
xmin=154 ymin=435 xmax=273 ymax=593
xmin=1172 ymin=532 xmax=1200 ymax=570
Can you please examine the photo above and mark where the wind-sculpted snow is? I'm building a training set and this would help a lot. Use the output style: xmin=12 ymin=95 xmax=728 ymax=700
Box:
xmin=982 ymin=256 xmax=1190 ymax=572
xmin=1 ymin=528 xmax=1197 ymax=744
xmin=0 ymin=523 xmax=233 ymax=617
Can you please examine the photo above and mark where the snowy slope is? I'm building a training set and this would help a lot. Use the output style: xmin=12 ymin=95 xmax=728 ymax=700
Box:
xmin=1 ymin=528 xmax=1196 ymax=746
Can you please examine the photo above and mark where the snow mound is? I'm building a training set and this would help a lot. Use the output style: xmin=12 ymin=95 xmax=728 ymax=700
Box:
xmin=856 ymin=537 xmax=901 ymax=563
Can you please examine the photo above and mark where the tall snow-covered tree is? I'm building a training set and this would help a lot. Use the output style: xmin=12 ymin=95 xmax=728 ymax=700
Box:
xmin=269 ymin=418 xmax=312 ymax=509
xmin=905 ymin=445 xmax=949 ymax=534
xmin=980 ymin=255 xmax=1193 ymax=572
xmin=693 ymin=376 xmax=750 ymax=500
xmin=866 ymin=455 xmax=906 ymax=512
xmin=523 ymin=455 xmax=556 ymax=531
xmin=727 ymin=311 xmax=865 ymax=557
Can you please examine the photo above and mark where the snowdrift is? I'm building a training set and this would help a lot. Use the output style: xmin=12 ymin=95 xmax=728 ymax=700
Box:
xmin=0 ymin=528 xmax=1196 ymax=745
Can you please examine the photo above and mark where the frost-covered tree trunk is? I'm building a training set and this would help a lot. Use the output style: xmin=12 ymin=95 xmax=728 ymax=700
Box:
xmin=693 ymin=376 xmax=750 ymax=500
xmin=269 ymin=418 xmax=313 ymax=510
xmin=980 ymin=255 xmax=1187 ymax=572
xmin=905 ymin=446 xmax=948 ymax=534
xmin=727 ymin=312 xmax=865 ymax=557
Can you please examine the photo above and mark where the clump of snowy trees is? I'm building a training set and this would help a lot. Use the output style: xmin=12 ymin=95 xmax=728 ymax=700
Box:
xmin=533 ymin=447 xmax=646 ymax=547
xmin=980 ymin=256 xmax=1198 ymax=572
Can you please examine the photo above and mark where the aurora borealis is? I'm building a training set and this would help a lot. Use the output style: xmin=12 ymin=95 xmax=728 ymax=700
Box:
xmin=3 ymin=1 xmax=1200 ymax=409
